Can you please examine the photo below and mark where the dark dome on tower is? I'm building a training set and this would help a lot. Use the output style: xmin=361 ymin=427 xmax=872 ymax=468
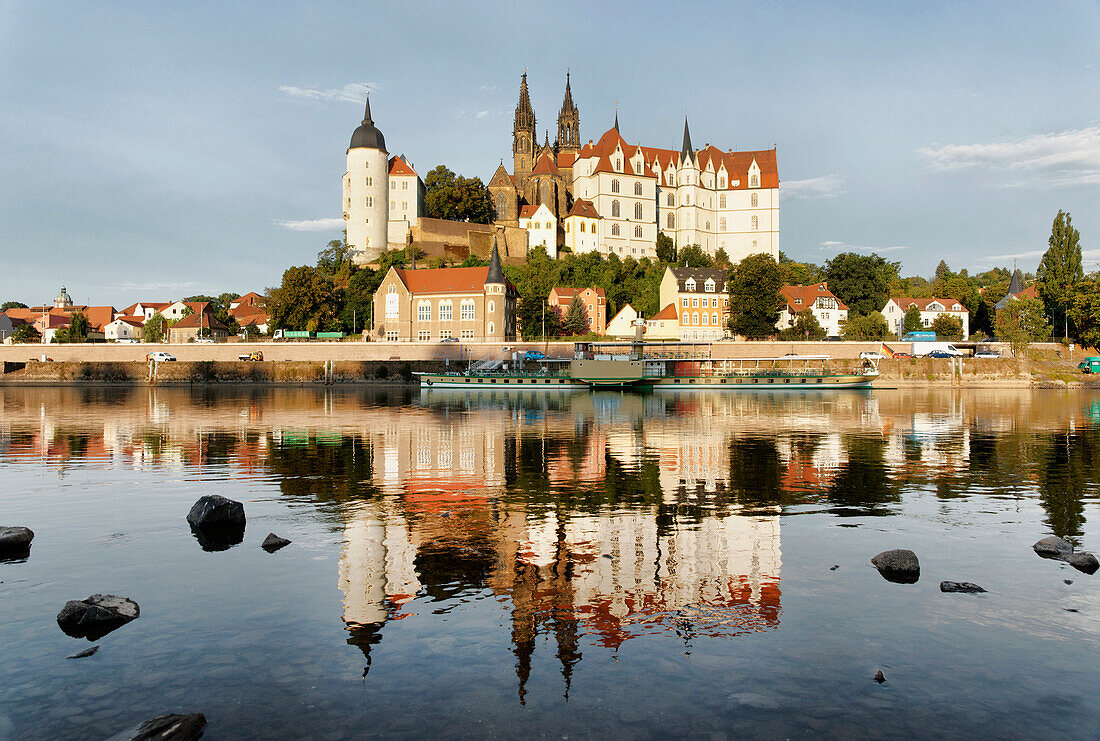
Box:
xmin=349 ymin=96 xmax=386 ymax=151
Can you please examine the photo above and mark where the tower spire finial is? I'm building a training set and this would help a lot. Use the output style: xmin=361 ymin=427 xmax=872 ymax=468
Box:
xmin=681 ymin=115 xmax=694 ymax=162
xmin=362 ymin=94 xmax=372 ymax=125
xmin=613 ymin=103 xmax=619 ymax=132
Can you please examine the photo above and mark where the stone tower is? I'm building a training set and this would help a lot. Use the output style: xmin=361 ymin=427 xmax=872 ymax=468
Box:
xmin=343 ymin=95 xmax=389 ymax=266
xmin=556 ymin=72 xmax=580 ymax=154
xmin=513 ymin=73 xmax=536 ymax=183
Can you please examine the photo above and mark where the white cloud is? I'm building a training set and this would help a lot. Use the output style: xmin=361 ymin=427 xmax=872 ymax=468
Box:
xmin=275 ymin=217 xmax=345 ymax=232
xmin=783 ymin=175 xmax=844 ymax=200
xmin=919 ymin=126 xmax=1100 ymax=186
xmin=819 ymin=240 xmax=908 ymax=253
xmin=981 ymin=249 xmax=1045 ymax=263
xmin=278 ymin=82 xmax=379 ymax=104
xmin=480 ymin=84 xmax=499 ymax=92
xmin=475 ymin=110 xmax=490 ymax=119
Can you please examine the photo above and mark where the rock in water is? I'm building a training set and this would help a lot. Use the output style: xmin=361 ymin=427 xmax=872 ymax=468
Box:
xmin=874 ymin=670 xmax=886 ymax=684
xmin=1067 ymin=552 xmax=1099 ymax=575
xmin=187 ymin=495 xmax=245 ymax=552
xmin=940 ymin=581 xmax=987 ymax=593
xmin=186 ymin=495 xmax=245 ymax=528
xmin=871 ymin=549 xmax=920 ymax=584
xmin=57 ymin=595 xmax=139 ymax=640
xmin=261 ymin=533 xmax=291 ymax=553
xmin=0 ymin=526 xmax=34 ymax=558
xmin=131 ymin=713 xmax=207 ymax=740
xmin=1033 ymin=536 xmax=1073 ymax=558
xmin=67 ymin=645 xmax=99 ymax=659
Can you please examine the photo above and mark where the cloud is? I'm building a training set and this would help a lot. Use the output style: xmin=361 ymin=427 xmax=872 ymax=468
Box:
xmin=919 ymin=126 xmax=1100 ymax=186
xmin=783 ymin=175 xmax=844 ymax=200
xmin=275 ymin=217 xmax=345 ymax=232
xmin=819 ymin=240 xmax=908 ymax=253
xmin=475 ymin=110 xmax=490 ymax=119
xmin=278 ymin=82 xmax=379 ymax=104
xmin=480 ymin=84 xmax=499 ymax=92
xmin=981 ymin=249 xmax=1045 ymax=263
xmin=107 ymin=281 xmax=199 ymax=292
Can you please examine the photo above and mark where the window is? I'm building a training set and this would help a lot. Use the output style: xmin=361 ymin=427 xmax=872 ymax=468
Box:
xmin=634 ymin=161 xmax=641 ymax=174
xmin=391 ymin=181 xmax=396 ymax=190
xmin=719 ymin=218 xmax=726 ymax=231
xmin=693 ymin=312 xmax=699 ymax=325
xmin=365 ymin=196 xmax=373 ymax=207
xmin=439 ymin=301 xmax=453 ymax=321
xmin=712 ymin=313 xmax=718 ymax=326
xmin=634 ymin=225 xmax=642 ymax=238
xmin=347 ymin=198 xmax=351 ymax=207
xmin=364 ymin=161 xmax=369 ymax=170
xmin=751 ymin=215 xmax=758 ymax=230
xmin=752 ymin=240 xmax=757 ymax=249
xmin=488 ymin=300 xmax=495 ymax=315
xmin=461 ymin=329 xmax=474 ymax=339
xmin=611 ymin=223 xmax=620 ymax=236
xmin=634 ymin=182 xmax=642 ymax=195
xmin=720 ymin=194 xmax=726 ymax=209
xmin=667 ymin=213 xmax=675 ymax=228
xmin=692 ymin=297 xmax=699 ymax=308
xmin=611 ymin=200 xmax=620 ymax=217
xmin=705 ymin=221 xmax=710 ymax=231
xmin=634 ymin=203 xmax=643 ymax=220
xmin=460 ymin=300 xmax=474 ymax=321
xmin=667 ymin=193 xmax=675 ymax=206
xmin=682 ymin=298 xmax=688 ymax=307
xmin=686 ymin=193 xmax=691 ymax=206
xmin=750 ymin=174 xmax=759 ymax=187
xmin=417 ymin=302 xmax=431 ymax=322
xmin=751 ymin=192 xmax=758 ymax=207
xmin=439 ymin=329 xmax=452 ymax=340
xmin=719 ymin=176 xmax=726 ymax=189
xmin=347 ymin=177 xmax=351 ymax=187
xmin=488 ymin=321 xmax=495 ymax=335
xmin=496 ymin=195 xmax=506 ymax=215
xmin=418 ymin=330 xmax=431 ymax=341
xmin=402 ymin=181 xmax=408 ymax=190
xmin=580 ymin=221 xmax=586 ymax=233
xmin=614 ymin=158 xmax=621 ymax=171
xmin=686 ymin=278 xmax=696 ymax=292
xmin=702 ymin=313 xmax=709 ymax=325
xmin=402 ymin=201 xmax=407 ymax=210
xmin=386 ymin=330 xmax=398 ymax=341
xmin=705 ymin=278 xmax=715 ymax=293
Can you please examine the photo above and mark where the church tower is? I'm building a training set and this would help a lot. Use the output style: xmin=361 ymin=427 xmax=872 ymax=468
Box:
xmin=343 ymin=95 xmax=389 ymax=266
xmin=556 ymin=71 xmax=580 ymax=155
xmin=513 ymin=73 xmax=536 ymax=183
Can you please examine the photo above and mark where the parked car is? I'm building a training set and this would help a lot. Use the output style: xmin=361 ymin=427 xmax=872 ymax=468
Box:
xmin=859 ymin=351 xmax=885 ymax=360
xmin=782 ymin=352 xmax=800 ymax=358
xmin=893 ymin=352 xmax=913 ymax=359
xmin=147 ymin=352 xmax=176 ymax=362
xmin=824 ymin=336 xmax=844 ymax=342
xmin=525 ymin=350 xmax=547 ymax=360
xmin=115 ymin=338 xmax=139 ymax=344
xmin=440 ymin=337 xmax=459 ymax=343
xmin=974 ymin=350 xmax=1002 ymax=358
xmin=194 ymin=337 xmax=215 ymax=344
xmin=928 ymin=351 xmax=956 ymax=358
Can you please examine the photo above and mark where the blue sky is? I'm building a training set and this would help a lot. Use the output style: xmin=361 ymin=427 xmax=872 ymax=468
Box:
xmin=1 ymin=0 xmax=1098 ymax=306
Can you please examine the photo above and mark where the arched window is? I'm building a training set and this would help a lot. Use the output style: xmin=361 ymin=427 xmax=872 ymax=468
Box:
xmin=702 ymin=313 xmax=709 ymax=325
xmin=611 ymin=179 xmax=620 ymax=193
xmin=614 ymin=159 xmax=621 ymax=171
xmin=634 ymin=203 xmax=642 ymax=219
xmin=496 ymin=195 xmax=506 ymax=215
xmin=719 ymin=194 xmax=726 ymax=209
xmin=751 ymin=215 xmax=758 ymax=231
xmin=719 ymin=218 xmax=726 ymax=231
xmin=634 ymin=225 xmax=642 ymax=238
xmin=667 ymin=213 xmax=675 ymax=228
xmin=634 ymin=182 xmax=642 ymax=196
xmin=611 ymin=223 xmax=620 ymax=236
xmin=750 ymin=174 xmax=759 ymax=188
xmin=460 ymin=300 xmax=475 ymax=321
xmin=718 ymin=176 xmax=726 ymax=189
xmin=705 ymin=221 xmax=711 ymax=231
xmin=692 ymin=312 xmax=699 ymax=326
xmin=712 ymin=313 xmax=718 ymax=326
xmin=488 ymin=300 xmax=495 ymax=315
xmin=488 ymin=321 xmax=495 ymax=336
xmin=667 ymin=193 xmax=675 ymax=206
xmin=439 ymin=300 xmax=453 ymax=321
xmin=611 ymin=200 xmax=620 ymax=217
xmin=751 ymin=192 xmax=758 ymax=208
xmin=579 ymin=221 xmax=586 ymax=233
xmin=417 ymin=302 xmax=431 ymax=322
xmin=752 ymin=240 xmax=758 ymax=249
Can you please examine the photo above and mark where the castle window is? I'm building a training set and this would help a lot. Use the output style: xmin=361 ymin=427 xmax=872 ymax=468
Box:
xmin=634 ymin=182 xmax=642 ymax=196
xmin=611 ymin=224 xmax=620 ymax=236
xmin=634 ymin=203 xmax=642 ymax=219
xmin=667 ymin=213 xmax=675 ymax=228
xmin=719 ymin=218 xmax=726 ymax=231
xmin=611 ymin=179 xmax=620 ymax=193
xmin=580 ymin=222 xmax=586 ymax=233
xmin=719 ymin=194 xmax=726 ymax=209
xmin=751 ymin=192 xmax=758 ymax=207
xmin=488 ymin=300 xmax=495 ymax=314
xmin=365 ymin=196 xmax=373 ymax=207
xmin=719 ymin=175 xmax=726 ymax=188
xmin=752 ymin=240 xmax=758 ymax=249
xmin=365 ymin=177 xmax=372 ymax=186
xmin=615 ymin=159 xmax=621 ymax=171
xmin=540 ymin=181 xmax=551 ymax=204
xmin=751 ymin=215 xmax=758 ymax=230
xmin=488 ymin=321 xmax=495 ymax=335
xmin=417 ymin=302 xmax=431 ymax=322
xmin=391 ymin=181 xmax=396 ymax=190
xmin=751 ymin=174 xmax=759 ymax=188
xmin=496 ymin=195 xmax=506 ymax=215
xmin=460 ymin=300 xmax=475 ymax=321
xmin=667 ymin=193 xmax=675 ymax=206
xmin=439 ymin=300 xmax=453 ymax=321
xmin=611 ymin=200 xmax=620 ymax=217
xmin=634 ymin=225 xmax=642 ymax=238
xmin=634 ymin=162 xmax=641 ymax=174
xmin=402 ymin=181 xmax=408 ymax=190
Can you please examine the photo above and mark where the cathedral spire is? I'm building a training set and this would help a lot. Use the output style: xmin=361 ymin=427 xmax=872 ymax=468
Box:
xmin=362 ymin=94 xmax=373 ymax=125
xmin=513 ymin=71 xmax=537 ymax=179
xmin=557 ymin=71 xmax=580 ymax=153
xmin=515 ymin=72 xmax=535 ymax=130
xmin=681 ymin=116 xmax=695 ymax=163
xmin=486 ymin=238 xmax=504 ymax=284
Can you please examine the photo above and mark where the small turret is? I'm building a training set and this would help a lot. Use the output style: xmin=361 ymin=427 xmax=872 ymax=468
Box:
xmin=486 ymin=239 xmax=505 ymax=285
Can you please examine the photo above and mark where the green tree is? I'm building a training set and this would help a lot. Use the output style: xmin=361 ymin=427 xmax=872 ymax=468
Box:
xmin=903 ymin=305 xmax=923 ymax=334
xmin=2 ymin=301 xmax=28 ymax=310
xmin=972 ymin=299 xmax=994 ymax=338
xmin=655 ymin=233 xmax=676 ymax=263
xmin=778 ymin=252 xmax=822 ymax=286
xmin=562 ymin=295 xmax=590 ymax=336
xmin=824 ymin=253 xmax=899 ymax=316
xmin=54 ymin=311 xmax=90 ymax=344
xmin=778 ymin=310 xmax=825 ymax=340
xmin=934 ymin=259 xmax=952 ymax=283
xmin=996 ymin=297 xmax=1050 ymax=357
xmin=1037 ymin=210 xmax=1083 ymax=337
xmin=423 ymin=166 xmax=493 ymax=223
xmin=842 ymin=312 xmax=890 ymax=340
xmin=728 ymin=254 xmax=784 ymax=339
xmin=713 ymin=247 xmax=731 ymax=268
xmin=143 ymin=313 xmax=168 ymax=343
xmin=931 ymin=313 xmax=964 ymax=340
xmin=1068 ymin=277 xmax=1100 ymax=350
xmin=12 ymin=324 xmax=40 ymax=343
xmin=676 ymin=244 xmax=714 ymax=268
xmin=267 ymin=266 xmax=344 ymax=332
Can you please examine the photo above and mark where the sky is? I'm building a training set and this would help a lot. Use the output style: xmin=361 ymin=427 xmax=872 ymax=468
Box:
xmin=1 ymin=0 xmax=1098 ymax=307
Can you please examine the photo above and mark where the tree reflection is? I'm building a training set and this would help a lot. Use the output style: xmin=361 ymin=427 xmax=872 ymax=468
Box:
xmin=1035 ymin=431 xmax=1098 ymax=541
xmin=826 ymin=434 xmax=899 ymax=515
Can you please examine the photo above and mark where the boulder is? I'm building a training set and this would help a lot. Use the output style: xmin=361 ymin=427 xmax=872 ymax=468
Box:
xmin=1067 ymin=552 xmax=1099 ymax=575
xmin=261 ymin=533 xmax=291 ymax=553
xmin=131 ymin=713 xmax=207 ymax=740
xmin=1033 ymin=536 xmax=1073 ymax=558
xmin=0 ymin=526 xmax=34 ymax=558
xmin=874 ymin=670 xmax=886 ymax=684
xmin=940 ymin=581 xmax=986 ymax=593
xmin=871 ymin=549 xmax=920 ymax=584
xmin=186 ymin=495 xmax=245 ymax=528
xmin=67 ymin=645 xmax=99 ymax=659
xmin=57 ymin=595 xmax=139 ymax=640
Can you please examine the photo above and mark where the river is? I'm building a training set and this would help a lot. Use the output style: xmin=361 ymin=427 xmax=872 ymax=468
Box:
xmin=1 ymin=387 xmax=1098 ymax=739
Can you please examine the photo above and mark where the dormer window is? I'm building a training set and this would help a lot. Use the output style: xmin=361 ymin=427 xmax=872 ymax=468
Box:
xmin=750 ymin=174 xmax=759 ymax=187
xmin=718 ymin=175 xmax=726 ymax=189
xmin=685 ymin=278 xmax=696 ymax=292
xmin=615 ymin=158 xmax=621 ymax=171
xmin=634 ymin=161 xmax=641 ymax=174
xmin=794 ymin=298 xmax=802 ymax=305
xmin=704 ymin=278 xmax=715 ymax=293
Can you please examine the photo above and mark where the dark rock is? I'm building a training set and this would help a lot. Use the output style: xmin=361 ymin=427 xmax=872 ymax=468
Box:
xmin=1067 ymin=552 xmax=1099 ymax=575
xmin=1065 ymin=608 xmax=1080 ymax=613
xmin=1065 ymin=579 xmax=1074 ymax=585
xmin=940 ymin=581 xmax=986 ymax=593
xmin=0 ymin=526 xmax=34 ymax=559
xmin=261 ymin=533 xmax=291 ymax=553
xmin=829 ymin=565 xmax=839 ymax=571
xmin=186 ymin=495 xmax=245 ymax=528
xmin=189 ymin=523 xmax=244 ymax=552
xmin=131 ymin=713 xmax=207 ymax=740
xmin=871 ymin=549 xmax=920 ymax=584
xmin=874 ymin=670 xmax=885 ymax=684
xmin=602 ymin=554 xmax=613 ymax=560
xmin=57 ymin=595 xmax=139 ymax=640
xmin=1033 ymin=536 xmax=1073 ymax=558
xmin=67 ymin=645 xmax=99 ymax=659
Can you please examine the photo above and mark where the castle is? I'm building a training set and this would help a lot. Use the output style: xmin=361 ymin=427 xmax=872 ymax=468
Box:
xmin=343 ymin=74 xmax=780 ymax=266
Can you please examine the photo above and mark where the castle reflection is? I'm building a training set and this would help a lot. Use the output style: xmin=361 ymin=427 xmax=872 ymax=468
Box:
xmin=4 ymin=386 xmax=1100 ymax=699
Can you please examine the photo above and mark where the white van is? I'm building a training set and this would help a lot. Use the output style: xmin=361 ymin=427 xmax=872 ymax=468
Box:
xmin=910 ymin=342 xmax=963 ymax=357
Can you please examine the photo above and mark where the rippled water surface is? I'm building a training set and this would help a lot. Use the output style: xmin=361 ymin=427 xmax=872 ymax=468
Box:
xmin=2 ymin=386 xmax=1100 ymax=739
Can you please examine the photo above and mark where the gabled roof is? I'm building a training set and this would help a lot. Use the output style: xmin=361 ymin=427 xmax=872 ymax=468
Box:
xmin=781 ymin=284 xmax=847 ymax=313
xmin=887 ymin=297 xmax=969 ymax=313
xmin=518 ymin=205 xmax=540 ymax=219
xmin=110 ymin=317 xmax=145 ymax=327
xmin=81 ymin=306 xmax=117 ymax=331
xmin=172 ymin=313 xmax=228 ymax=330
xmin=652 ymin=303 xmax=679 ymax=320
xmin=530 ymin=153 xmax=559 ymax=176
xmin=668 ymin=266 xmax=728 ymax=293
xmin=489 ymin=163 xmax=515 ymax=187
xmin=388 ymin=155 xmax=418 ymax=177
xmin=392 ymin=263 xmax=515 ymax=296
xmin=566 ymin=199 xmax=600 ymax=219
xmin=556 ymin=151 xmax=577 ymax=169
xmin=551 ymin=285 xmax=606 ymax=300
xmin=236 ymin=312 xmax=269 ymax=327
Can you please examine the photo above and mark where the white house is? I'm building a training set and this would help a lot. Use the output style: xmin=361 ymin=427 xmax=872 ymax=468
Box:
xmin=606 ymin=304 xmax=639 ymax=338
xmin=644 ymin=304 xmax=680 ymax=340
xmin=519 ymin=203 xmax=557 ymax=257
xmin=105 ymin=317 xmax=144 ymax=342
xmin=882 ymin=297 xmax=970 ymax=338
xmin=563 ymin=198 xmax=601 ymax=255
xmin=121 ymin=302 xmax=171 ymax=323
xmin=778 ymin=283 xmax=848 ymax=337
xmin=386 ymin=154 xmax=426 ymax=246
xmin=658 ymin=266 xmax=730 ymax=342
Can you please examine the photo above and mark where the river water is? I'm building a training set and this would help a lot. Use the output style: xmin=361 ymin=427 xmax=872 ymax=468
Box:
xmin=1 ymin=386 xmax=1099 ymax=739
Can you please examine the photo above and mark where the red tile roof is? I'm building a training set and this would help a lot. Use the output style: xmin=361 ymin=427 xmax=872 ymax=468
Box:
xmin=388 ymin=155 xmax=418 ymax=177
xmin=530 ymin=153 xmax=559 ymax=176
xmin=393 ymin=266 xmax=515 ymax=295
xmin=556 ymin=152 xmax=577 ymax=168
xmin=550 ymin=286 xmax=606 ymax=302
xmin=519 ymin=205 xmax=539 ymax=219
xmin=652 ymin=303 xmax=678 ymax=320
xmin=781 ymin=284 xmax=847 ymax=313
xmin=566 ymin=199 xmax=600 ymax=219
xmin=172 ymin=313 xmax=228 ymax=330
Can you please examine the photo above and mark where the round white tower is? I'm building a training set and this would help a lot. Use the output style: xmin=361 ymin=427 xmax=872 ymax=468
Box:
xmin=343 ymin=95 xmax=389 ymax=265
